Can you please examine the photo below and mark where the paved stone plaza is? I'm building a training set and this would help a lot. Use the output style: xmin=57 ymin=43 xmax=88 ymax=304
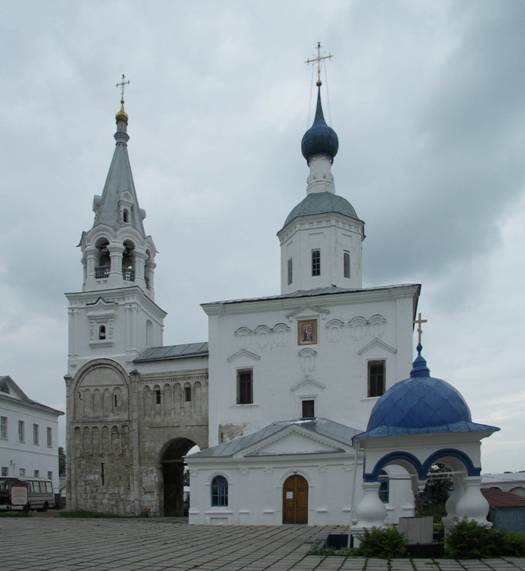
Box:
xmin=1 ymin=518 xmax=525 ymax=571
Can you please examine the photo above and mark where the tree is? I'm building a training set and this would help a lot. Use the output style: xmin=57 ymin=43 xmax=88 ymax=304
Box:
xmin=58 ymin=446 xmax=66 ymax=477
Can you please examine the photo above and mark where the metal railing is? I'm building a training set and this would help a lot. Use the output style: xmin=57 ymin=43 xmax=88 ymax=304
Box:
xmin=95 ymin=266 xmax=110 ymax=279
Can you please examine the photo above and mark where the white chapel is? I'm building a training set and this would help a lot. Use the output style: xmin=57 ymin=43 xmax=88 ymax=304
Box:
xmin=66 ymin=66 xmax=498 ymax=530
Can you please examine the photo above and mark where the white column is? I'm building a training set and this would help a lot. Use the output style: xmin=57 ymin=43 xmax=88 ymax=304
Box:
xmin=442 ymin=474 xmax=465 ymax=529
xmin=454 ymin=476 xmax=491 ymax=527
xmin=134 ymin=250 xmax=146 ymax=289
xmin=354 ymin=481 xmax=387 ymax=531
xmin=84 ymin=247 xmax=97 ymax=290
xmin=108 ymin=243 xmax=124 ymax=287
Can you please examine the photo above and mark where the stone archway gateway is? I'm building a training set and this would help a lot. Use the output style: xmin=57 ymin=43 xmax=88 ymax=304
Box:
xmin=161 ymin=438 xmax=197 ymax=516
xmin=282 ymin=474 xmax=308 ymax=524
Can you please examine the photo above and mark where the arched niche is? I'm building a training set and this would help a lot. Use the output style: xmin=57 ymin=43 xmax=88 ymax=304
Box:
xmin=73 ymin=360 xmax=129 ymax=421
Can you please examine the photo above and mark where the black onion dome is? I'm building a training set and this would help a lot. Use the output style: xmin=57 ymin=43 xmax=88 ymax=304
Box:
xmin=301 ymin=88 xmax=339 ymax=163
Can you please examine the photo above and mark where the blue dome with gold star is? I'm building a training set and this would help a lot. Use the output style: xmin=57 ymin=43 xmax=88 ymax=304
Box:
xmin=357 ymin=345 xmax=499 ymax=438
xmin=301 ymin=88 xmax=339 ymax=163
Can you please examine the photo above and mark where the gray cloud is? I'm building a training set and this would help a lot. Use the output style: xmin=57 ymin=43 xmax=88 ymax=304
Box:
xmin=0 ymin=0 xmax=524 ymax=470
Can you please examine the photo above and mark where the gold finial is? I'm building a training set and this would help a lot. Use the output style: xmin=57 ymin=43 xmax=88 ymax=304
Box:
xmin=115 ymin=74 xmax=130 ymax=124
xmin=413 ymin=312 xmax=428 ymax=346
xmin=306 ymin=41 xmax=333 ymax=87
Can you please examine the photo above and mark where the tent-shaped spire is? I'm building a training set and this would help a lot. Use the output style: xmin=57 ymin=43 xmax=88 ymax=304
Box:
xmin=91 ymin=104 xmax=146 ymax=237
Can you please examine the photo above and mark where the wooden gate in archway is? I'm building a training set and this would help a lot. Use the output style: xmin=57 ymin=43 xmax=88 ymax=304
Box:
xmin=282 ymin=474 xmax=308 ymax=524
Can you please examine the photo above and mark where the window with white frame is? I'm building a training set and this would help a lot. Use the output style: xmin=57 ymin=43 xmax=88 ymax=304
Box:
xmin=33 ymin=424 xmax=39 ymax=445
xmin=211 ymin=475 xmax=228 ymax=506
xmin=34 ymin=470 xmax=39 ymax=478
xmin=0 ymin=416 xmax=7 ymax=440
xmin=19 ymin=468 xmax=25 ymax=477
xmin=47 ymin=427 xmax=52 ymax=448
xmin=236 ymin=369 xmax=253 ymax=404
xmin=1 ymin=467 xmax=8 ymax=477
xmin=343 ymin=251 xmax=350 ymax=278
xmin=47 ymin=471 xmax=53 ymax=481
xmin=302 ymin=399 xmax=315 ymax=419
xmin=18 ymin=420 xmax=24 ymax=443
xmin=368 ymin=360 xmax=386 ymax=397
xmin=287 ymin=258 xmax=293 ymax=285
xmin=311 ymin=249 xmax=321 ymax=276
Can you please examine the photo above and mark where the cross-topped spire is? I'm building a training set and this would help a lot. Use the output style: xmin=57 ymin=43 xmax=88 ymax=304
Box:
xmin=116 ymin=74 xmax=130 ymax=104
xmin=414 ymin=312 xmax=428 ymax=346
xmin=115 ymin=74 xmax=130 ymax=125
xmin=306 ymin=41 xmax=333 ymax=87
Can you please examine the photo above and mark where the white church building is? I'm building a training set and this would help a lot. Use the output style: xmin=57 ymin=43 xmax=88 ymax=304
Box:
xmin=66 ymin=73 xmax=498 ymax=530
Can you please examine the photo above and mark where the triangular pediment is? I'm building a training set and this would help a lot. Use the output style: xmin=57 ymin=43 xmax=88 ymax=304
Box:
xmin=357 ymin=337 xmax=397 ymax=356
xmin=286 ymin=305 xmax=330 ymax=321
xmin=242 ymin=426 xmax=346 ymax=457
xmin=290 ymin=378 xmax=326 ymax=393
xmin=227 ymin=349 xmax=261 ymax=363
xmin=0 ymin=376 xmax=28 ymax=401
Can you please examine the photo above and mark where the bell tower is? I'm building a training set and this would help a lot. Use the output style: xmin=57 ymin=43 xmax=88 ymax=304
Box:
xmin=66 ymin=80 xmax=166 ymax=376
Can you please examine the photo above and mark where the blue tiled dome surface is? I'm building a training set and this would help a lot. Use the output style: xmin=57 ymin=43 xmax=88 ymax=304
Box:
xmin=358 ymin=354 xmax=499 ymax=438
xmin=283 ymin=192 xmax=359 ymax=229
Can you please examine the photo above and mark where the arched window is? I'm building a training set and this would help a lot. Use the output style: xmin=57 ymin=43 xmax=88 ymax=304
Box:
xmin=95 ymin=237 xmax=110 ymax=279
xmin=184 ymin=385 xmax=192 ymax=402
xmin=343 ymin=251 xmax=350 ymax=279
xmin=122 ymin=209 xmax=129 ymax=223
xmin=211 ymin=475 xmax=228 ymax=506
xmin=122 ymin=240 xmax=135 ymax=281
xmin=99 ymin=325 xmax=106 ymax=340
xmin=379 ymin=469 xmax=389 ymax=503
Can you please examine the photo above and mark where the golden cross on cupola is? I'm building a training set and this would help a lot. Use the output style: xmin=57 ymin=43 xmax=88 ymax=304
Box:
xmin=116 ymin=74 xmax=130 ymax=104
xmin=306 ymin=41 xmax=333 ymax=87
xmin=414 ymin=312 xmax=428 ymax=346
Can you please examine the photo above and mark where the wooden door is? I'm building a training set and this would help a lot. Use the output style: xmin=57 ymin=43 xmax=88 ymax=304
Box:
xmin=282 ymin=475 xmax=308 ymax=524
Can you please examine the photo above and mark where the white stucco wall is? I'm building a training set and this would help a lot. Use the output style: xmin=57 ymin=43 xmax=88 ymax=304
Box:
xmin=279 ymin=215 xmax=364 ymax=294
xmin=0 ymin=393 xmax=62 ymax=493
xmin=188 ymin=452 xmax=414 ymax=526
xmin=204 ymin=285 xmax=418 ymax=447
xmin=66 ymin=286 xmax=166 ymax=377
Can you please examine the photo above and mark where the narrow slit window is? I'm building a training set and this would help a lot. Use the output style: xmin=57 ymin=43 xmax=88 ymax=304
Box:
xmin=287 ymin=258 xmax=293 ymax=285
xmin=343 ymin=251 xmax=350 ymax=279
xmin=184 ymin=386 xmax=192 ymax=402
xmin=311 ymin=249 xmax=321 ymax=276
xmin=113 ymin=394 xmax=118 ymax=408
xmin=98 ymin=325 xmax=106 ymax=340
xmin=368 ymin=360 xmax=386 ymax=397
xmin=155 ymin=389 xmax=162 ymax=405
xmin=101 ymin=463 xmax=105 ymax=486
xmin=123 ymin=209 xmax=129 ymax=223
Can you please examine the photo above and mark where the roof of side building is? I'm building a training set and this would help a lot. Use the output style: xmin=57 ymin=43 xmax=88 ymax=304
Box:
xmin=134 ymin=342 xmax=208 ymax=363
xmin=202 ymin=283 xmax=420 ymax=307
xmin=189 ymin=418 xmax=360 ymax=459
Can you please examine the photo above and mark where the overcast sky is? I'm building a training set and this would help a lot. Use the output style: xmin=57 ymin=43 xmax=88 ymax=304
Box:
xmin=1 ymin=1 xmax=524 ymax=473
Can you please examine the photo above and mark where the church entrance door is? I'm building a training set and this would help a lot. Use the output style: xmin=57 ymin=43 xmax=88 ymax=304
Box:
xmin=282 ymin=474 xmax=308 ymax=524
xmin=161 ymin=438 xmax=197 ymax=517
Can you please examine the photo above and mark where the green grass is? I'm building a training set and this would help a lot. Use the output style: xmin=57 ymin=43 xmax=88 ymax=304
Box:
xmin=58 ymin=510 xmax=125 ymax=518
xmin=0 ymin=510 xmax=30 ymax=517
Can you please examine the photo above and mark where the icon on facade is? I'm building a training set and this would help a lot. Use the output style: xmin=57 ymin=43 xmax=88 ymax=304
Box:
xmin=297 ymin=319 xmax=317 ymax=345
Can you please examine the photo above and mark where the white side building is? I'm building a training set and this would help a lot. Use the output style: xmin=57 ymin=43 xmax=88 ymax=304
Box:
xmin=0 ymin=376 xmax=63 ymax=493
